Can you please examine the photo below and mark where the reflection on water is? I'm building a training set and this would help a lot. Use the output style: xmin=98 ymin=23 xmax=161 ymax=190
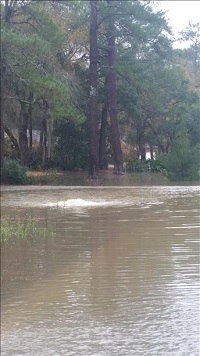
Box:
xmin=1 ymin=184 xmax=200 ymax=356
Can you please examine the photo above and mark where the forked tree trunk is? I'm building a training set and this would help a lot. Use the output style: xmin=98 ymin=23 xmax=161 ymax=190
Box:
xmin=88 ymin=0 xmax=99 ymax=178
xmin=106 ymin=1 xmax=123 ymax=173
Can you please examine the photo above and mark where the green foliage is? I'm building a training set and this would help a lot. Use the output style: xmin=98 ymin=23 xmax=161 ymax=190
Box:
xmin=1 ymin=159 xmax=27 ymax=184
xmin=126 ymin=158 xmax=148 ymax=172
xmin=53 ymin=119 xmax=88 ymax=171
xmin=158 ymin=134 xmax=200 ymax=181
xmin=4 ymin=136 xmax=18 ymax=160
xmin=1 ymin=28 xmax=51 ymax=53
xmin=126 ymin=158 xmax=163 ymax=173
xmin=147 ymin=159 xmax=164 ymax=173
xmin=28 ymin=5 xmax=65 ymax=49
xmin=1 ymin=218 xmax=54 ymax=243
xmin=2 ymin=27 xmax=83 ymax=121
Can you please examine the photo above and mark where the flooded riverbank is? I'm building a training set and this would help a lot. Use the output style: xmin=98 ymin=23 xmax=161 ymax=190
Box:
xmin=1 ymin=182 xmax=200 ymax=355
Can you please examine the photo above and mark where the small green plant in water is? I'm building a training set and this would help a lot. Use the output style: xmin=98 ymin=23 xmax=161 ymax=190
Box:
xmin=1 ymin=219 xmax=54 ymax=243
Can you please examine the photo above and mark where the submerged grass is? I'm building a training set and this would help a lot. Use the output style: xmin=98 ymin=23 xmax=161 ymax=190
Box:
xmin=1 ymin=218 xmax=54 ymax=243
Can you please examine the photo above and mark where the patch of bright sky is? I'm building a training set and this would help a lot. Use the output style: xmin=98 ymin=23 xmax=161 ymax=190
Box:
xmin=153 ymin=1 xmax=200 ymax=48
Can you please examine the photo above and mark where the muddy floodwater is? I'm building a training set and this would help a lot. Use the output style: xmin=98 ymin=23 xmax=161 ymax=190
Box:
xmin=1 ymin=180 xmax=200 ymax=356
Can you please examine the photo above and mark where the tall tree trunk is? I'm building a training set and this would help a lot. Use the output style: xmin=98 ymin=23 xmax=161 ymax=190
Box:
xmin=88 ymin=0 xmax=99 ymax=178
xmin=106 ymin=1 xmax=123 ymax=173
xmin=19 ymin=102 xmax=29 ymax=166
xmin=99 ymin=80 xmax=108 ymax=169
xmin=0 ymin=61 xmax=6 ymax=168
xmin=137 ymin=131 xmax=146 ymax=160
xmin=40 ymin=127 xmax=43 ymax=147
xmin=41 ymin=99 xmax=49 ymax=164
xmin=166 ymin=141 xmax=170 ymax=154
xmin=40 ymin=118 xmax=47 ymax=164
xmin=150 ymin=145 xmax=154 ymax=160
xmin=0 ymin=118 xmax=5 ymax=169
xmin=138 ymin=142 xmax=146 ymax=160
xmin=29 ymin=114 xmax=33 ymax=150
xmin=148 ymin=122 xmax=165 ymax=153
xmin=39 ymin=121 xmax=44 ymax=163
xmin=47 ymin=117 xmax=53 ymax=160
xmin=4 ymin=0 xmax=13 ymax=24
xmin=28 ymin=93 xmax=34 ymax=150
xmin=42 ymin=121 xmax=47 ymax=164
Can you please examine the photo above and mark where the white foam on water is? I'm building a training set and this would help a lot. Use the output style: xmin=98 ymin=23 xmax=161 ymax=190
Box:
xmin=44 ymin=198 xmax=120 ymax=209
xmin=42 ymin=197 xmax=165 ymax=213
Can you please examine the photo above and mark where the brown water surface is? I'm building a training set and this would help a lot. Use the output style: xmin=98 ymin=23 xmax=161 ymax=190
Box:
xmin=1 ymin=183 xmax=200 ymax=356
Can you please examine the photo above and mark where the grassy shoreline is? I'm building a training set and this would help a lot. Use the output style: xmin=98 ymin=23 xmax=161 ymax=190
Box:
xmin=1 ymin=219 xmax=54 ymax=243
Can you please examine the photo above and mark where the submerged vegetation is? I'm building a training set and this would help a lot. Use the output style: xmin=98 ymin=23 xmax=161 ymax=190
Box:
xmin=1 ymin=219 xmax=54 ymax=243
xmin=1 ymin=1 xmax=199 ymax=181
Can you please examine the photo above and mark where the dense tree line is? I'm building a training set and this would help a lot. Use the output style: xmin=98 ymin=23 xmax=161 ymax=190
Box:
xmin=1 ymin=0 xmax=199 ymax=180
